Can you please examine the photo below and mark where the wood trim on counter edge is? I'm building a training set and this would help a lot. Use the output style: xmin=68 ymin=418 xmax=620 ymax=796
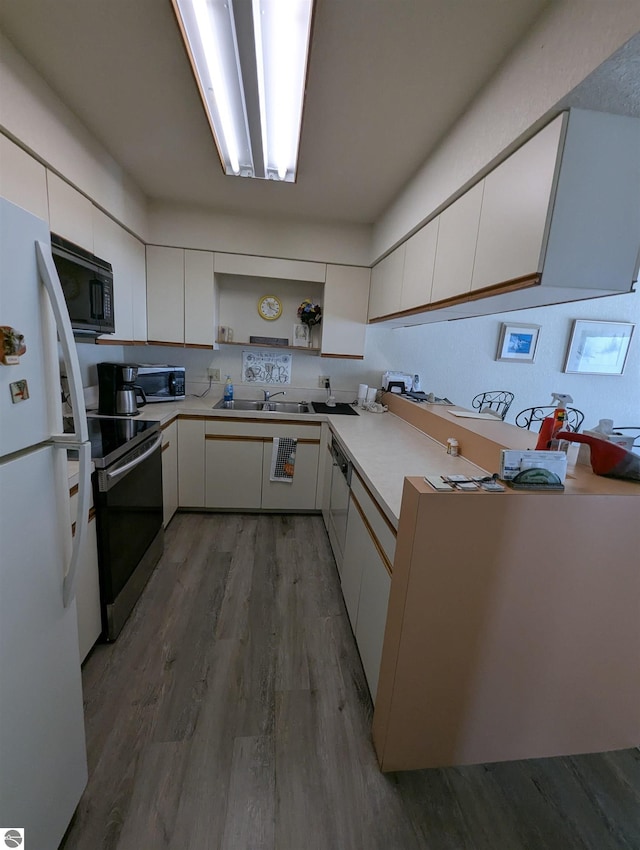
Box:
xmin=96 ymin=338 xmax=147 ymax=345
xmin=352 ymin=467 xmax=397 ymax=538
xmin=321 ymin=353 xmax=365 ymax=360
xmin=205 ymin=416 xmax=321 ymax=427
xmin=350 ymin=490 xmax=393 ymax=577
xmin=161 ymin=441 xmax=170 ymax=452
xmin=205 ymin=434 xmax=320 ymax=445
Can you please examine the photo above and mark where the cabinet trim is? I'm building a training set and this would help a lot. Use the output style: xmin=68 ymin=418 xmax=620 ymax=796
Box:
xmin=161 ymin=417 xmax=179 ymax=430
xmin=321 ymin=353 xmax=365 ymax=360
xmin=352 ymin=468 xmax=397 ymax=539
xmin=350 ymin=491 xmax=393 ymax=577
xmin=368 ymin=273 xmax=539 ymax=323
xmin=161 ymin=442 xmax=171 ymax=452
xmin=71 ymin=506 xmax=96 ymax=537
xmin=203 ymin=415 xmax=321 ymax=427
xmin=205 ymin=434 xmax=264 ymax=443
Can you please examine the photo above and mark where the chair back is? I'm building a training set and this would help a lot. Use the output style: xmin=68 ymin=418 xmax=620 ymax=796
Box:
xmin=515 ymin=406 xmax=584 ymax=432
xmin=471 ymin=390 xmax=514 ymax=421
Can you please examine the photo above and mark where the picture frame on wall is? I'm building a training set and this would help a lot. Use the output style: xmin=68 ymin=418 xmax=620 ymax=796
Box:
xmin=564 ymin=319 xmax=635 ymax=375
xmin=495 ymin=322 xmax=540 ymax=363
xmin=292 ymin=323 xmax=310 ymax=347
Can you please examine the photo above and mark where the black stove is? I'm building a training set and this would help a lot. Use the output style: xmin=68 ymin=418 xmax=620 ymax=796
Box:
xmin=86 ymin=415 xmax=161 ymax=468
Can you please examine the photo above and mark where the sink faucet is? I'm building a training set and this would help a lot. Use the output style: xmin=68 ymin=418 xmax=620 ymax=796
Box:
xmin=263 ymin=390 xmax=286 ymax=402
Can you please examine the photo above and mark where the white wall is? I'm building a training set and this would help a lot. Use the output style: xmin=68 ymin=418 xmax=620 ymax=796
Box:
xmin=377 ymin=290 xmax=640 ymax=429
xmin=0 ymin=31 xmax=148 ymax=239
xmin=373 ymin=1 xmax=640 ymax=261
xmin=147 ymin=201 xmax=371 ymax=266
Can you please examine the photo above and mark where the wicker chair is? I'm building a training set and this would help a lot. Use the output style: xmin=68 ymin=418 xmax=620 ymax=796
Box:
xmin=515 ymin=406 xmax=584 ymax=433
xmin=471 ymin=390 xmax=514 ymax=421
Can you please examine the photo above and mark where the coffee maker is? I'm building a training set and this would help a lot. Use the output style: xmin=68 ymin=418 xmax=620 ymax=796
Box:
xmin=97 ymin=363 xmax=147 ymax=416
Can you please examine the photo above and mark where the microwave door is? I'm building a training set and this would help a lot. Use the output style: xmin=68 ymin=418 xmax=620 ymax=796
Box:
xmin=90 ymin=278 xmax=105 ymax=320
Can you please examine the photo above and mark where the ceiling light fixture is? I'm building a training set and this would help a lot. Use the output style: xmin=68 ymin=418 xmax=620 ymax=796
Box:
xmin=172 ymin=0 xmax=314 ymax=182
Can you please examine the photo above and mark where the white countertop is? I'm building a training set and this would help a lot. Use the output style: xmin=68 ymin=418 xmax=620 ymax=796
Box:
xmin=82 ymin=395 xmax=486 ymax=528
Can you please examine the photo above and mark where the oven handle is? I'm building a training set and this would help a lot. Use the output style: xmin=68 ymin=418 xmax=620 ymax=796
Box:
xmin=105 ymin=434 xmax=162 ymax=483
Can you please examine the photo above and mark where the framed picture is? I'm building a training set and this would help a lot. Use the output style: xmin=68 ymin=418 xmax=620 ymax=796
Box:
xmin=495 ymin=322 xmax=540 ymax=363
xmin=564 ymin=320 xmax=634 ymax=375
xmin=292 ymin=323 xmax=310 ymax=348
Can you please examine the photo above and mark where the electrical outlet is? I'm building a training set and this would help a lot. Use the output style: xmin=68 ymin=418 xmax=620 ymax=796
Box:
xmin=318 ymin=375 xmax=330 ymax=388
xmin=207 ymin=367 xmax=220 ymax=381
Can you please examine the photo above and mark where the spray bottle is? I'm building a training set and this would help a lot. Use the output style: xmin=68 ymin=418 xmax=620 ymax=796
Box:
xmin=223 ymin=375 xmax=234 ymax=403
xmin=535 ymin=393 xmax=573 ymax=450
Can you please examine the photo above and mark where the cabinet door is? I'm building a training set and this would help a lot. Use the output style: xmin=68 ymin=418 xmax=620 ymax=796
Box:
xmin=204 ymin=436 xmax=263 ymax=508
xmin=185 ymin=249 xmax=215 ymax=346
xmin=93 ymin=208 xmax=134 ymax=341
xmin=47 ymin=171 xmax=94 ymax=251
xmin=214 ymin=252 xmax=326 ymax=282
xmin=400 ymin=218 xmax=438 ymax=311
xmin=177 ymin=418 xmax=205 ymax=507
xmin=146 ymin=245 xmax=184 ymax=344
xmin=70 ymin=491 xmax=101 ymax=662
xmin=471 ymin=116 xmax=562 ymax=291
xmin=354 ymin=526 xmax=391 ymax=703
xmin=261 ymin=440 xmax=320 ymax=510
xmin=0 ymin=136 xmax=49 ymax=221
xmin=368 ymin=244 xmax=405 ymax=320
xmin=162 ymin=420 xmax=178 ymax=526
xmin=321 ymin=265 xmax=370 ymax=357
xmin=431 ymin=181 xmax=484 ymax=304
xmin=341 ymin=498 xmax=366 ymax=631
xmin=321 ymin=429 xmax=333 ymax=529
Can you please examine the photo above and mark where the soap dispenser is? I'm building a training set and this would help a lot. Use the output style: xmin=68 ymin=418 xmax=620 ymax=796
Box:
xmin=223 ymin=375 xmax=234 ymax=404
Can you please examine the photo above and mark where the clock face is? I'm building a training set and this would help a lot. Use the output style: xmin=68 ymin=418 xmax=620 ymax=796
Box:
xmin=258 ymin=294 xmax=282 ymax=320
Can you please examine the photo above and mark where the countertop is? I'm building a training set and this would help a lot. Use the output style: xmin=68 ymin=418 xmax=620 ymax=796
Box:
xmin=68 ymin=394 xmax=639 ymax=524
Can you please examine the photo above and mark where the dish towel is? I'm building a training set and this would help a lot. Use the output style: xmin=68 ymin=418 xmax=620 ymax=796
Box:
xmin=270 ymin=437 xmax=297 ymax=483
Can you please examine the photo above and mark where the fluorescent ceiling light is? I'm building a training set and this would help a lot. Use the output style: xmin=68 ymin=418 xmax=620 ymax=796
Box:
xmin=172 ymin=0 xmax=313 ymax=182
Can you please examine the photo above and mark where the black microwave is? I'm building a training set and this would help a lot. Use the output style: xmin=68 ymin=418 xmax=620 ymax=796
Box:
xmin=51 ymin=233 xmax=115 ymax=334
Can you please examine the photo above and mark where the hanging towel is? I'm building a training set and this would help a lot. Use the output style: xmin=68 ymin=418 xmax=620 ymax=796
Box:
xmin=270 ymin=437 xmax=297 ymax=482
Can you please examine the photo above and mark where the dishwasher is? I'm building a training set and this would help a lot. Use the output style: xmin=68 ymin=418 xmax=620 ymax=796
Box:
xmin=328 ymin=435 xmax=352 ymax=572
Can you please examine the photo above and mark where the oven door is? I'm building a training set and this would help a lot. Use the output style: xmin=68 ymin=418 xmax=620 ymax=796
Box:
xmin=93 ymin=432 xmax=163 ymax=639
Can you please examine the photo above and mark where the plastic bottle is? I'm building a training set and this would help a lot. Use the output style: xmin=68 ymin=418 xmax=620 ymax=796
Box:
xmin=446 ymin=437 xmax=459 ymax=457
xmin=223 ymin=375 xmax=234 ymax=403
xmin=535 ymin=393 xmax=573 ymax=450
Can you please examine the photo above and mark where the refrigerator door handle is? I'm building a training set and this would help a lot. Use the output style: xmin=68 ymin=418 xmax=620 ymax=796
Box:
xmin=36 ymin=240 xmax=92 ymax=606
xmin=35 ymin=240 xmax=88 ymax=444
xmin=61 ymin=441 xmax=92 ymax=607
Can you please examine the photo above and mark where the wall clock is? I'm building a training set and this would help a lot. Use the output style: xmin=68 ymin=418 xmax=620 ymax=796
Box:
xmin=258 ymin=294 xmax=282 ymax=321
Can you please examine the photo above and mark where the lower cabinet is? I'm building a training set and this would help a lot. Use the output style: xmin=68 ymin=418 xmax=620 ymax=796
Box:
xmin=197 ymin=418 xmax=322 ymax=511
xmin=70 ymin=485 xmax=101 ymax=663
xmin=341 ymin=472 xmax=395 ymax=702
xmin=178 ymin=417 xmax=206 ymax=507
xmin=161 ymin=419 xmax=178 ymax=525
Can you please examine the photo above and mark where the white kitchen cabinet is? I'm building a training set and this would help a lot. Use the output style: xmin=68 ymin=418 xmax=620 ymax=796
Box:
xmin=185 ymin=249 xmax=215 ymax=347
xmin=146 ymin=245 xmax=185 ymax=345
xmin=321 ymin=264 xmax=370 ymax=358
xmin=93 ymin=208 xmax=147 ymax=343
xmin=47 ymin=170 xmax=93 ymax=251
xmin=471 ymin=115 xmax=563 ymax=292
xmin=368 ymin=244 xmax=405 ymax=320
xmin=69 ymin=485 xmax=101 ymax=662
xmin=205 ymin=437 xmax=263 ymax=509
xmin=147 ymin=245 xmax=216 ymax=346
xmin=261 ymin=439 xmax=320 ymax=510
xmin=400 ymin=217 xmax=439 ymax=311
xmin=162 ymin=419 xmax=178 ymax=526
xmin=177 ymin=417 xmax=206 ymax=508
xmin=320 ymin=424 xmax=333 ymax=528
xmin=214 ymin=252 xmax=326 ymax=282
xmin=203 ymin=418 xmax=321 ymax=510
xmin=430 ymin=180 xmax=484 ymax=304
xmin=0 ymin=135 xmax=49 ymax=221
xmin=340 ymin=472 xmax=395 ymax=702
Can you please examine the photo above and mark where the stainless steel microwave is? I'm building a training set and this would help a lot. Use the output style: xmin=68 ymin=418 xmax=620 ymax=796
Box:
xmin=133 ymin=365 xmax=186 ymax=402
xmin=51 ymin=234 xmax=115 ymax=334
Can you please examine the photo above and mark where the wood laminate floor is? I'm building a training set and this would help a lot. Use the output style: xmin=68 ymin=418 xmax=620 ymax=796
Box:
xmin=62 ymin=513 xmax=640 ymax=850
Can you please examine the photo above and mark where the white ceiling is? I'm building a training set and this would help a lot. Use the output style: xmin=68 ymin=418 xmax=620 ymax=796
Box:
xmin=0 ymin=0 xmax=571 ymax=225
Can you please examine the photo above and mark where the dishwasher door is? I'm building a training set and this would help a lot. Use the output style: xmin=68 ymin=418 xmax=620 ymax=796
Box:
xmin=328 ymin=438 xmax=351 ymax=572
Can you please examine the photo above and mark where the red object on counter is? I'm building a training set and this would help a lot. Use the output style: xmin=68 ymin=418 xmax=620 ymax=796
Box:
xmin=556 ymin=431 xmax=640 ymax=480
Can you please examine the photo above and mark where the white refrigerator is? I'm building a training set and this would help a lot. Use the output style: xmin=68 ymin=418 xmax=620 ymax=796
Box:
xmin=0 ymin=198 xmax=93 ymax=849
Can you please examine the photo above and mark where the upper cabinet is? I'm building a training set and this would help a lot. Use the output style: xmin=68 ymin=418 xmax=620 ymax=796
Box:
xmin=471 ymin=116 xmax=562 ymax=292
xmin=147 ymin=245 xmax=216 ymax=347
xmin=47 ymin=171 xmax=94 ymax=251
xmin=369 ymin=109 xmax=640 ymax=326
xmin=321 ymin=265 xmax=370 ymax=359
xmin=368 ymin=245 xmax=405 ymax=320
xmin=93 ymin=208 xmax=147 ymax=343
xmin=0 ymin=135 xmax=49 ymax=221
xmin=400 ymin=218 xmax=438 ymax=311
xmin=214 ymin=252 xmax=325 ymax=282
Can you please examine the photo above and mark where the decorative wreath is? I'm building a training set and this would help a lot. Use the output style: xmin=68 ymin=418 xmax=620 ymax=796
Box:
xmin=297 ymin=299 xmax=322 ymax=326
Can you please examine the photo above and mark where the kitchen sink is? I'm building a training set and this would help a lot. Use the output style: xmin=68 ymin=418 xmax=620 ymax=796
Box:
xmin=213 ymin=399 xmax=310 ymax=413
